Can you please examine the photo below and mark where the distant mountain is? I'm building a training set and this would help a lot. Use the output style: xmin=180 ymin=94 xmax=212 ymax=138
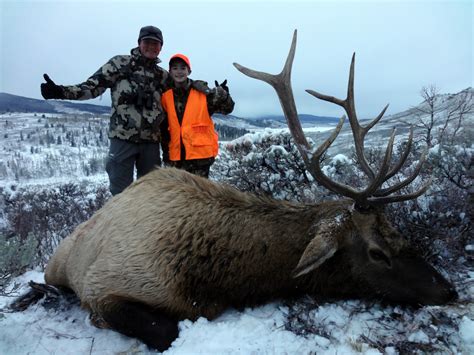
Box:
xmin=212 ymin=113 xmax=287 ymax=129
xmin=213 ymin=113 xmax=340 ymax=130
xmin=259 ymin=114 xmax=342 ymax=125
xmin=0 ymin=92 xmax=110 ymax=115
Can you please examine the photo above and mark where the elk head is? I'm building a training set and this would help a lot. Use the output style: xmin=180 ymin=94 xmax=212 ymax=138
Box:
xmin=234 ymin=30 xmax=457 ymax=305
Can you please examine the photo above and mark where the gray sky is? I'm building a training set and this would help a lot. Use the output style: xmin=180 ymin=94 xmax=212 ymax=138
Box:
xmin=1 ymin=0 xmax=472 ymax=118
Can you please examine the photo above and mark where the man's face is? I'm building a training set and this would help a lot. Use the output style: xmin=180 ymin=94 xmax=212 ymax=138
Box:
xmin=139 ymin=39 xmax=162 ymax=60
xmin=169 ymin=60 xmax=190 ymax=86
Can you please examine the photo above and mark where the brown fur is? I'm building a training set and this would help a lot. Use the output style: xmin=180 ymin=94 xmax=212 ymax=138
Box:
xmin=45 ymin=167 xmax=456 ymax=347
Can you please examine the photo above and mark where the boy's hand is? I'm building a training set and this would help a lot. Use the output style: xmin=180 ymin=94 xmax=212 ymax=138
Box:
xmin=214 ymin=79 xmax=229 ymax=93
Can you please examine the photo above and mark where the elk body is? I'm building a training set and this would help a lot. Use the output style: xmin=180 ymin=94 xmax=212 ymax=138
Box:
xmin=43 ymin=31 xmax=456 ymax=351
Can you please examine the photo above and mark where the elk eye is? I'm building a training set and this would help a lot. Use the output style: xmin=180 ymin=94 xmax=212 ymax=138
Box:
xmin=369 ymin=249 xmax=392 ymax=267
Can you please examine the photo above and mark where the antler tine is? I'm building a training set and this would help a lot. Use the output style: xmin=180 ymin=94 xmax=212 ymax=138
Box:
xmin=369 ymin=127 xmax=428 ymax=199
xmin=306 ymin=90 xmax=345 ymax=107
xmin=358 ymin=128 xmax=396 ymax=199
xmin=308 ymin=54 xmax=377 ymax=180
xmin=383 ymin=126 xmax=414 ymax=182
xmin=374 ymin=149 xmax=428 ymax=197
xmin=307 ymin=115 xmax=366 ymax=200
xmin=368 ymin=178 xmax=432 ymax=205
xmin=233 ymin=29 xmax=310 ymax=152
xmin=366 ymin=104 xmax=389 ymax=131
xmin=347 ymin=53 xmax=392 ymax=181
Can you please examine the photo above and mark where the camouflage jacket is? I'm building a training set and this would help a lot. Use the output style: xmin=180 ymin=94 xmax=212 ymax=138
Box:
xmin=160 ymin=79 xmax=235 ymax=162
xmin=62 ymin=47 xmax=169 ymax=143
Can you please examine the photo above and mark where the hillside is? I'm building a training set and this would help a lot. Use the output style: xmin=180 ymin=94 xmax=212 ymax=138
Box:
xmin=0 ymin=93 xmax=110 ymax=115
xmin=303 ymin=87 xmax=474 ymax=154
xmin=0 ymin=87 xmax=471 ymax=184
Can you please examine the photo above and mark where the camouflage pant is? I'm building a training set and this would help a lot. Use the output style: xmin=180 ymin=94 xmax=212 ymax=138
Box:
xmin=106 ymin=138 xmax=162 ymax=195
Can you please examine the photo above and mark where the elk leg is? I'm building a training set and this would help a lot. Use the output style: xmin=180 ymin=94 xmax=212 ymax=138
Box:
xmin=9 ymin=281 xmax=62 ymax=311
xmin=97 ymin=295 xmax=179 ymax=352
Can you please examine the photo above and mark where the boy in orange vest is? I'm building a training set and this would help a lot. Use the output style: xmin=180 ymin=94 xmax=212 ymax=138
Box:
xmin=161 ymin=54 xmax=234 ymax=178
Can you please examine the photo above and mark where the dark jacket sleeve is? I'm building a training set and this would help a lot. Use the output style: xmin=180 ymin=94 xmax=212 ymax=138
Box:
xmin=62 ymin=56 xmax=121 ymax=100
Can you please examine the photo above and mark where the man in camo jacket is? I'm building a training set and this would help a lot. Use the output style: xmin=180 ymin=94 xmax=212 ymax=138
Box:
xmin=40 ymin=25 xmax=169 ymax=195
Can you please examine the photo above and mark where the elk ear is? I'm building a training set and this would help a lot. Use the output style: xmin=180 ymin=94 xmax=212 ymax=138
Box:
xmin=292 ymin=229 xmax=338 ymax=278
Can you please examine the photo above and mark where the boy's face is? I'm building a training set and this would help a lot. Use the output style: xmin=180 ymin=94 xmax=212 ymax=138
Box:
xmin=170 ymin=60 xmax=190 ymax=86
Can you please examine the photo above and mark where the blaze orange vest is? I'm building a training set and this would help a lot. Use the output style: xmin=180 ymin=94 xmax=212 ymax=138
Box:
xmin=162 ymin=88 xmax=218 ymax=161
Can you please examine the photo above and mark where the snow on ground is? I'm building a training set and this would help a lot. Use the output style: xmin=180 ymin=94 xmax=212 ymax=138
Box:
xmin=0 ymin=174 xmax=109 ymax=191
xmin=1 ymin=270 xmax=473 ymax=355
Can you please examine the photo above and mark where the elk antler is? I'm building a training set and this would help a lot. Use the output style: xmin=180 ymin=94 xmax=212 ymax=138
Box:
xmin=233 ymin=29 xmax=430 ymax=208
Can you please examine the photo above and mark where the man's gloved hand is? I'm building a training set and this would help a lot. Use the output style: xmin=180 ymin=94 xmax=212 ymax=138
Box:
xmin=214 ymin=79 xmax=229 ymax=94
xmin=41 ymin=74 xmax=65 ymax=99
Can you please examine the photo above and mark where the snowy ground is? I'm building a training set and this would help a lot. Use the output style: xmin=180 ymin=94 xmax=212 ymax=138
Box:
xmin=1 ymin=270 xmax=473 ymax=355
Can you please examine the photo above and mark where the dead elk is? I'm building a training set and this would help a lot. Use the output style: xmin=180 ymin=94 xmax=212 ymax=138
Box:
xmin=16 ymin=30 xmax=456 ymax=352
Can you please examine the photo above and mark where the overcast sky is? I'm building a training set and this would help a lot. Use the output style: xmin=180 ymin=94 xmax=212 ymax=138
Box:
xmin=1 ymin=0 xmax=472 ymax=118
